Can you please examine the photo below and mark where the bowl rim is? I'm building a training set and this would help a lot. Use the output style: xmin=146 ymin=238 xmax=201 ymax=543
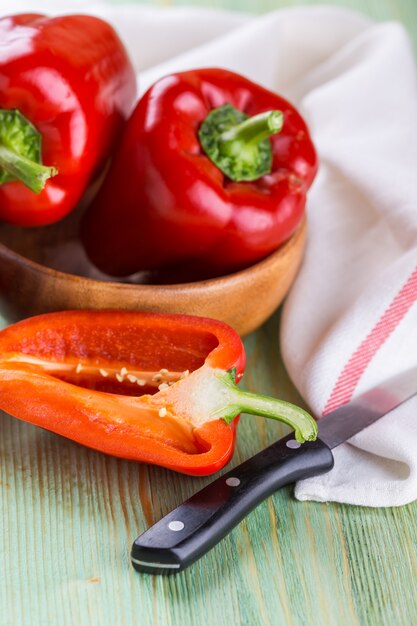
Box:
xmin=0 ymin=219 xmax=306 ymax=292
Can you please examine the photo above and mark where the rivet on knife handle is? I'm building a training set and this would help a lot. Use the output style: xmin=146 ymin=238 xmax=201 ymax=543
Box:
xmin=131 ymin=434 xmax=334 ymax=575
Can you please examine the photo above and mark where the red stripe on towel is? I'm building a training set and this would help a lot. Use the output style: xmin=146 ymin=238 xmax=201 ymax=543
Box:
xmin=323 ymin=266 xmax=417 ymax=415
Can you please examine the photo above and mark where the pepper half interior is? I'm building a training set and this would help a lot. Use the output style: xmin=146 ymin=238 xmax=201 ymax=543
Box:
xmin=5 ymin=320 xmax=219 ymax=395
xmin=0 ymin=313 xmax=229 ymax=461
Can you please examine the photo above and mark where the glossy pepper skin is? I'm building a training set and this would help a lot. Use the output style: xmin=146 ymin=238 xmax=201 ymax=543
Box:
xmin=0 ymin=311 xmax=317 ymax=475
xmin=0 ymin=14 xmax=136 ymax=226
xmin=81 ymin=68 xmax=317 ymax=279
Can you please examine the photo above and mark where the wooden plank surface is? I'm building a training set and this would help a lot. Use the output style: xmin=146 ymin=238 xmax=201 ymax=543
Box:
xmin=2 ymin=1 xmax=417 ymax=625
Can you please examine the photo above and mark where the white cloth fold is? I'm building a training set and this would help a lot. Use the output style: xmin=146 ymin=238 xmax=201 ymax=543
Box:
xmin=3 ymin=1 xmax=417 ymax=505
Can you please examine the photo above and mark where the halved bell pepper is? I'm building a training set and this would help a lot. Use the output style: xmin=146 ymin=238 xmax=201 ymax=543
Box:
xmin=0 ymin=311 xmax=317 ymax=475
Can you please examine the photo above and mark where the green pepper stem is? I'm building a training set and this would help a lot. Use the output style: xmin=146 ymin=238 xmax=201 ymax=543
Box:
xmin=198 ymin=104 xmax=283 ymax=182
xmin=0 ymin=144 xmax=57 ymax=194
xmin=212 ymin=371 xmax=318 ymax=444
xmin=219 ymin=110 xmax=283 ymax=154
xmin=162 ymin=364 xmax=317 ymax=444
xmin=227 ymin=387 xmax=317 ymax=443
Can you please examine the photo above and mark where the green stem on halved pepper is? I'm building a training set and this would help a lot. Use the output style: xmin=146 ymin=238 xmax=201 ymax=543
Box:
xmin=162 ymin=364 xmax=318 ymax=444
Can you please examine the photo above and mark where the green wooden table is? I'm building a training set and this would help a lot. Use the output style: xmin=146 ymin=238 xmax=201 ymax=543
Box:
xmin=2 ymin=1 xmax=417 ymax=625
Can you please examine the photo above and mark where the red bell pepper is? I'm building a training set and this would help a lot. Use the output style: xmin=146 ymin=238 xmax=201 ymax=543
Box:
xmin=0 ymin=13 xmax=136 ymax=226
xmin=0 ymin=311 xmax=317 ymax=475
xmin=81 ymin=68 xmax=317 ymax=279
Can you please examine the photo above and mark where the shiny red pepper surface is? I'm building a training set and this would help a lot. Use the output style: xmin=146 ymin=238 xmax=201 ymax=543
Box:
xmin=0 ymin=14 xmax=136 ymax=226
xmin=82 ymin=68 xmax=318 ymax=279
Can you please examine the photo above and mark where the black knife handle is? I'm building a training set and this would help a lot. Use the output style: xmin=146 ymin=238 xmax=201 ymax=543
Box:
xmin=131 ymin=435 xmax=334 ymax=575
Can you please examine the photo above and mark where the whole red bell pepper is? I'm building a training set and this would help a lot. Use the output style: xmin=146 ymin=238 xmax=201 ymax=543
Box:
xmin=0 ymin=13 xmax=136 ymax=226
xmin=0 ymin=310 xmax=317 ymax=475
xmin=81 ymin=68 xmax=317 ymax=279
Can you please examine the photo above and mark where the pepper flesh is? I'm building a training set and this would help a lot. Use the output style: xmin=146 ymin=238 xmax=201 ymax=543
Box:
xmin=81 ymin=68 xmax=317 ymax=280
xmin=0 ymin=14 xmax=136 ymax=226
xmin=0 ymin=311 xmax=317 ymax=475
xmin=0 ymin=311 xmax=244 ymax=474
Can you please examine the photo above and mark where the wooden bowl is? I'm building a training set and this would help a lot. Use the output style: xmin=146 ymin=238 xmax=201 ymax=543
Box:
xmin=0 ymin=206 xmax=306 ymax=336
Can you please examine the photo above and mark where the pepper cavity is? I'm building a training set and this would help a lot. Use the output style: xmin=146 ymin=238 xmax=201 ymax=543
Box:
xmin=0 ymin=352 xmax=190 ymax=396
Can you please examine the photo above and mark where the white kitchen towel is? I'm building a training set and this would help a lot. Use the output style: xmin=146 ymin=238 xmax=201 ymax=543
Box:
xmin=4 ymin=2 xmax=417 ymax=506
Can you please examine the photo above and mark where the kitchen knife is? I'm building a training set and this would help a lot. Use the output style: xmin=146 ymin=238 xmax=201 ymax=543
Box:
xmin=131 ymin=366 xmax=417 ymax=574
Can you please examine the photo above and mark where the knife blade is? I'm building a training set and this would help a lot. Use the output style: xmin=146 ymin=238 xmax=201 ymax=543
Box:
xmin=131 ymin=366 xmax=417 ymax=575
